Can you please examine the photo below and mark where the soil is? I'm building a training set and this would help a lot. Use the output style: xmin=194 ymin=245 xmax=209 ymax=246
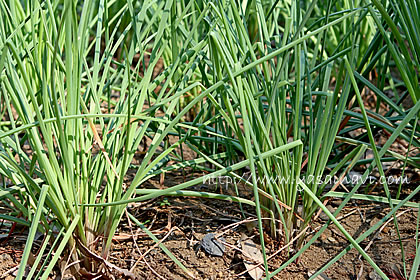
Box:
xmin=113 ymin=179 xmax=419 ymax=280
xmin=0 ymin=169 xmax=418 ymax=280
xmin=120 ymin=199 xmax=418 ymax=280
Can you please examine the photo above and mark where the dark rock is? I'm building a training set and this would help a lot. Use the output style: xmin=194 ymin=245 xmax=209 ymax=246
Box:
xmin=201 ymin=233 xmax=225 ymax=257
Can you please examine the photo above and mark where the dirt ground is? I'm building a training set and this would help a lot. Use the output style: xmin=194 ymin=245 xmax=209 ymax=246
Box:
xmin=117 ymin=197 xmax=418 ymax=280
xmin=115 ymin=173 xmax=419 ymax=280
xmin=1 ymin=168 xmax=418 ymax=280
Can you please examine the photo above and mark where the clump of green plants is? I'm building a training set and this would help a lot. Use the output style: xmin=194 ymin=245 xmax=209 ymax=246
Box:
xmin=0 ymin=0 xmax=209 ymax=278
xmin=183 ymin=0 xmax=363 ymax=262
xmin=165 ymin=1 xmax=420 ymax=279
